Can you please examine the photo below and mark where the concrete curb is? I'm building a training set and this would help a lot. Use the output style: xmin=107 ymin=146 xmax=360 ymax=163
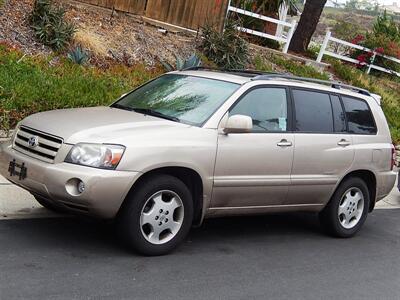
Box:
xmin=0 ymin=175 xmax=63 ymax=219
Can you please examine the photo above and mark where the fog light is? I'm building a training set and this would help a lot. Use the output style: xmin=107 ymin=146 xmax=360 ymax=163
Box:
xmin=78 ymin=181 xmax=85 ymax=194
xmin=65 ymin=178 xmax=85 ymax=196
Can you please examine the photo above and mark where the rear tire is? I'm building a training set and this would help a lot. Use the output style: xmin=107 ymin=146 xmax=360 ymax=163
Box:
xmin=117 ymin=174 xmax=193 ymax=256
xmin=319 ymin=177 xmax=370 ymax=238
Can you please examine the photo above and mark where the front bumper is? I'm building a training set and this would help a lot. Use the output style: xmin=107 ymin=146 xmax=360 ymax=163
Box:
xmin=0 ymin=141 xmax=140 ymax=218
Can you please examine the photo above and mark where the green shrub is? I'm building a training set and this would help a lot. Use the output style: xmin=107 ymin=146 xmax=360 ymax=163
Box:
xmin=306 ymin=43 xmax=321 ymax=60
xmin=30 ymin=0 xmax=75 ymax=50
xmin=252 ymin=55 xmax=274 ymax=72
xmin=373 ymin=10 xmax=400 ymax=42
xmin=350 ymin=11 xmax=400 ymax=74
xmin=199 ymin=19 xmax=249 ymax=69
xmin=269 ymin=54 xmax=330 ymax=80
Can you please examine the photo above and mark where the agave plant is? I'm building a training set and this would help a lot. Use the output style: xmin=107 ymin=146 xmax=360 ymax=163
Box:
xmin=67 ymin=46 xmax=88 ymax=65
xmin=31 ymin=0 xmax=75 ymax=50
xmin=200 ymin=20 xmax=249 ymax=69
xmin=161 ymin=53 xmax=202 ymax=71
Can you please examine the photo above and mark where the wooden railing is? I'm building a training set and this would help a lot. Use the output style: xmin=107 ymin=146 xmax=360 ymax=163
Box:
xmin=226 ymin=2 xmax=297 ymax=54
xmin=317 ymin=31 xmax=400 ymax=77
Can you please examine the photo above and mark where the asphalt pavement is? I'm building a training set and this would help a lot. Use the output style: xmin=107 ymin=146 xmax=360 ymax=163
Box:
xmin=0 ymin=209 xmax=399 ymax=300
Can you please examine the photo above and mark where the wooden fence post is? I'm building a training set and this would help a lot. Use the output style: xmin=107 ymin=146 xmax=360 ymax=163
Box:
xmin=367 ymin=52 xmax=376 ymax=74
xmin=222 ymin=0 xmax=232 ymax=32
xmin=317 ymin=31 xmax=331 ymax=63
xmin=282 ymin=20 xmax=296 ymax=54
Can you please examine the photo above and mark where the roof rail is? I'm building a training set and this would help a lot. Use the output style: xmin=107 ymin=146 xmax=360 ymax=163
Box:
xmin=182 ymin=66 xmax=280 ymax=77
xmin=252 ymin=74 xmax=371 ymax=96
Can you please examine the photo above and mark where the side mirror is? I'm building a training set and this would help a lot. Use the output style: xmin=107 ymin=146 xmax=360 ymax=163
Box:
xmin=223 ymin=115 xmax=253 ymax=134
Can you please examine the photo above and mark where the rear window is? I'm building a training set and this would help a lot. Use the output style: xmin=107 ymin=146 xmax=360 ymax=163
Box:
xmin=342 ymin=96 xmax=377 ymax=134
xmin=292 ymin=89 xmax=333 ymax=133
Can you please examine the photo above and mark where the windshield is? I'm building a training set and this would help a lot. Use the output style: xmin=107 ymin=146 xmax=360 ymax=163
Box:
xmin=112 ymin=74 xmax=240 ymax=126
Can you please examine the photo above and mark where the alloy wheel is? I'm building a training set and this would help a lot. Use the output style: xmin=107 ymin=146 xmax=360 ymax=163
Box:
xmin=338 ymin=187 xmax=365 ymax=230
xmin=140 ymin=190 xmax=184 ymax=245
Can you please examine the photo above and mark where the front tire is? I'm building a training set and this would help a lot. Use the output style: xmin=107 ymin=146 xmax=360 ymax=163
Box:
xmin=117 ymin=174 xmax=193 ymax=256
xmin=319 ymin=177 xmax=370 ymax=238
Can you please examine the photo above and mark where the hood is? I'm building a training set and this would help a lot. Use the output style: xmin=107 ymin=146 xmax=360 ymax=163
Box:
xmin=21 ymin=106 xmax=190 ymax=144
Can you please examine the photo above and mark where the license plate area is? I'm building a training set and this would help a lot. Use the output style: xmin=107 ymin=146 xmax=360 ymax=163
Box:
xmin=8 ymin=159 xmax=27 ymax=180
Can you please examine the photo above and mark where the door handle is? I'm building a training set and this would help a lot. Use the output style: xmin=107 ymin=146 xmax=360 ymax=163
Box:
xmin=277 ymin=139 xmax=292 ymax=147
xmin=337 ymin=139 xmax=351 ymax=147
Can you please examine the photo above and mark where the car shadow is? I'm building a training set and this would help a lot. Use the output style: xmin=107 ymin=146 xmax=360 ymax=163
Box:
xmin=1 ymin=212 xmax=324 ymax=256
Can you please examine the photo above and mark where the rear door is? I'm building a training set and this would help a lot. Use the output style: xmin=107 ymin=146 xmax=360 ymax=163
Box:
xmin=287 ymin=89 xmax=354 ymax=206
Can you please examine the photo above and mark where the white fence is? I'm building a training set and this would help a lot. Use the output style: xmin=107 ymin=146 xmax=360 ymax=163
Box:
xmin=224 ymin=3 xmax=399 ymax=78
xmin=226 ymin=2 xmax=297 ymax=54
xmin=317 ymin=31 xmax=400 ymax=77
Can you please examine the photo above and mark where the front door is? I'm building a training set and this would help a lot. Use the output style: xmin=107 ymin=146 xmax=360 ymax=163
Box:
xmin=212 ymin=87 xmax=294 ymax=208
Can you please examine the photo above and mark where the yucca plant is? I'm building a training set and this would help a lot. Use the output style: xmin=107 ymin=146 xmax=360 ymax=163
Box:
xmin=161 ymin=53 xmax=202 ymax=71
xmin=199 ymin=20 xmax=248 ymax=69
xmin=31 ymin=0 xmax=75 ymax=50
xmin=67 ymin=46 xmax=88 ymax=65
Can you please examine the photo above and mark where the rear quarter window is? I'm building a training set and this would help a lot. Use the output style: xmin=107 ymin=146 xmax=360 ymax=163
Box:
xmin=341 ymin=96 xmax=377 ymax=134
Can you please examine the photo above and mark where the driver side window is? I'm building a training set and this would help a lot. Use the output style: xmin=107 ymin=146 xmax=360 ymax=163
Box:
xmin=230 ymin=87 xmax=288 ymax=132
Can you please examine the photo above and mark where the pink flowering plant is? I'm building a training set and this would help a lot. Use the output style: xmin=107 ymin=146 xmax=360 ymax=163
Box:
xmin=349 ymin=11 xmax=400 ymax=74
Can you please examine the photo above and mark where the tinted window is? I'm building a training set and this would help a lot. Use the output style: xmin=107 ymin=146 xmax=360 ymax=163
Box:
xmin=230 ymin=88 xmax=288 ymax=132
xmin=330 ymin=95 xmax=346 ymax=132
xmin=342 ymin=96 xmax=376 ymax=134
xmin=293 ymin=90 xmax=333 ymax=133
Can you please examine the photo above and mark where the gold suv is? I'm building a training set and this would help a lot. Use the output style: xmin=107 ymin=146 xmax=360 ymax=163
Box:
xmin=0 ymin=69 xmax=396 ymax=255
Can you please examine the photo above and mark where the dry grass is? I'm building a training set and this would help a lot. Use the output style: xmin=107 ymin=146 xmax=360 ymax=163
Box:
xmin=74 ymin=27 xmax=109 ymax=57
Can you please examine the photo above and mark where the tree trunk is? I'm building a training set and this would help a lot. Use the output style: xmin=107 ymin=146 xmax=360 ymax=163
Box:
xmin=288 ymin=0 xmax=327 ymax=54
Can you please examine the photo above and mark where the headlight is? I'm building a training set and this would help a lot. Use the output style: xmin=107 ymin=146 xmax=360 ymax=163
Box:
xmin=65 ymin=143 xmax=125 ymax=169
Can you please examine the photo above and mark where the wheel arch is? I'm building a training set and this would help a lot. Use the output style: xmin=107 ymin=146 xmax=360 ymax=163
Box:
xmin=335 ymin=169 xmax=377 ymax=212
xmin=118 ymin=166 xmax=205 ymax=225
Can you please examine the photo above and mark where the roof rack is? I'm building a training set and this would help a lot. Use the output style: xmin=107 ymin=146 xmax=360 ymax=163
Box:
xmin=253 ymin=74 xmax=371 ymax=96
xmin=181 ymin=67 xmax=371 ymax=96
xmin=182 ymin=66 xmax=280 ymax=77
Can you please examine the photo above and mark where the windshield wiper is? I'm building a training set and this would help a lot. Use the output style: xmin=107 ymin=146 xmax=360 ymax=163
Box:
xmin=131 ymin=108 xmax=181 ymax=123
xmin=110 ymin=103 xmax=134 ymax=111
xmin=111 ymin=104 xmax=180 ymax=122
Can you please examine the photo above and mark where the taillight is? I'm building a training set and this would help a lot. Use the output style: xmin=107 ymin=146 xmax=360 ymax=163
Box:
xmin=391 ymin=145 xmax=396 ymax=171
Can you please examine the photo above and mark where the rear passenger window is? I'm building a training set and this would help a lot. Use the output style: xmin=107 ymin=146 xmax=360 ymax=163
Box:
xmin=342 ymin=96 xmax=376 ymax=134
xmin=292 ymin=90 xmax=333 ymax=133
xmin=330 ymin=95 xmax=346 ymax=132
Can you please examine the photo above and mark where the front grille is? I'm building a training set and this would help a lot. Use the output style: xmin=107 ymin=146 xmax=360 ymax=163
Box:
xmin=13 ymin=126 xmax=63 ymax=163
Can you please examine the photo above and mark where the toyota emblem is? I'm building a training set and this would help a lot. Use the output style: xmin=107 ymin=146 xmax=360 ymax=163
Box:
xmin=28 ymin=136 xmax=39 ymax=148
